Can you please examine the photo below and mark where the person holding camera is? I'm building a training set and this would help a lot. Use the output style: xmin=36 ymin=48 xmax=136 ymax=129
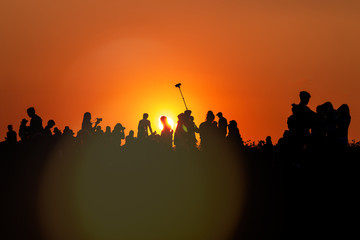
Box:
xmin=81 ymin=112 xmax=102 ymax=134
xmin=112 ymin=123 xmax=125 ymax=146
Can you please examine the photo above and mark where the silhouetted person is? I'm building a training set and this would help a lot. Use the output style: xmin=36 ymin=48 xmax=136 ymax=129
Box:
xmin=336 ymin=104 xmax=351 ymax=151
xmin=125 ymin=130 xmax=136 ymax=146
xmin=105 ymin=126 xmax=111 ymax=135
xmin=95 ymin=126 xmax=104 ymax=134
xmin=182 ymin=110 xmax=198 ymax=148
xmin=63 ymin=126 xmax=75 ymax=139
xmin=5 ymin=125 xmax=17 ymax=144
xmin=190 ymin=116 xmax=199 ymax=147
xmin=27 ymin=107 xmax=43 ymax=138
xmin=199 ymin=111 xmax=218 ymax=150
xmin=53 ymin=127 xmax=62 ymax=137
xmin=217 ymin=112 xmax=228 ymax=140
xmin=174 ymin=113 xmax=187 ymax=150
xmin=310 ymin=104 xmax=328 ymax=151
xmin=137 ymin=113 xmax=153 ymax=139
xmin=291 ymin=91 xmax=315 ymax=149
xmin=44 ymin=120 xmax=55 ymax=136
xmin=160 ymin=116 xmax=173 ymax=148
xmin=112 ymin=123 xmax=125 ymax=146
xmin=226 ymin=120 xmax=243 ymax=147
xmin=19 ymin=118 xmax=30 ymax=141
xmin=322 ymin=102 xmax=337 ymax=148
xmin=81 ymin=112 xmax=101 ymax=134
xmin=264 ymin=136 xmax=273 ymax=156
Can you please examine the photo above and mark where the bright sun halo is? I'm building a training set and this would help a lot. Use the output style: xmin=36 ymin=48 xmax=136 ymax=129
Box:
xmin=158 ymin=116 xmax=175 ymax=131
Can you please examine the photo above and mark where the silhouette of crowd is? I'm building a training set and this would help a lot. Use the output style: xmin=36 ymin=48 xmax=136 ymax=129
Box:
xmin=278 ymin=91 xmax=351 ymax=153
xmin=2 ymin=106 xmax=247 ymax=153
xmin=0 ymin=92 xmax=358 ymax=240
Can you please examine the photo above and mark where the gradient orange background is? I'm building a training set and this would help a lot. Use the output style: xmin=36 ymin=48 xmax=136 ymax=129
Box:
xmin=1 ymin=0 xmax=359 ymax=142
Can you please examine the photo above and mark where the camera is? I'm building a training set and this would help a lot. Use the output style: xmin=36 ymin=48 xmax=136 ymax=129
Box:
xmin=96 ymin=118 xmax=102 ymax=122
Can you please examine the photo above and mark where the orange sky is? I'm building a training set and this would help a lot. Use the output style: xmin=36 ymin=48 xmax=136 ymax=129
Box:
xmin=1 ymin=0 xmax=359 ymax=142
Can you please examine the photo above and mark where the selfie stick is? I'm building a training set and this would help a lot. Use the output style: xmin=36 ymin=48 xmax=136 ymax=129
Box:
xmin=175 ymin=83 xmax=188 ymax=110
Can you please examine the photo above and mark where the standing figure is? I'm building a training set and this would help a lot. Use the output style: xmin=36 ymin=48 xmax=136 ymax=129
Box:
xmin=217 ymin=112 xmax=228 ymax=140
xmin=199 ymin=111 xmax=218 ymax=150
xmin=19 ymin=118 xmax=30 ymax=141
xmin=226 ymin=120 xmax=243 ymax=147
xmin=291 ymin=91 xmax=315 ymax=149
xmin=336 ymin=104 xmax=351 ymax=151
xmin=81 ymin=112 xmax=101 ymax=134
xmin=112 ymin=123 xmax=125 ymax=146
xmin=27 ymin=107 xmax=43 ymax=138
xmin=160 ymin=116 xmax=173 ymax=148
xmin=137 ymin=113 xmax=153 ymax=139
xmin=174 ymin=113 xmax=187 ymax=150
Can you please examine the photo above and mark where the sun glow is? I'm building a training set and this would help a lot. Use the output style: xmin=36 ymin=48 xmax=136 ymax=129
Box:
xmin=158 ymin=116 xmax=175 ymax=131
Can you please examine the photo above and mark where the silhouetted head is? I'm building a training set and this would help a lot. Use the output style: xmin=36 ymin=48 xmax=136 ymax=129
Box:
xmin=21 ymin=118 xmax=28 ymax=125
xmin=54 ymin=127 xmax=61 ymax=135
xmin=27 ymin=107 xmax=36 ymax=118
xmin=287 ymin=115 xmax=296 ymax=130
xmin=47 ymin=120 xmax=55 ymax=128
xmin=177 ymin=113 xmax=185 ymax=123
xmin=105 ymin=126 xmax=111 ymax=133
xmin=206 ymin=111 xmax=215 ymax=122
xmin=216 ymin=112 xmax=223 ymax=118
xmin=8 ymin=125 xmax=13 ymax=131
xmin=299 ymin=91 xmax=311 ymax=105
xmin=316 ymin=104 xmax=326 ymax=114
xmin=83 ymin=112 xmax=91 ymax=121
xmin=228 ymin=120 xmax=237 ymax=128
xmin=323 ymin=102 xmax=334 ymax=112
xmin=129 ymin=130 xmax=134 ymax=137
xmin=64 ymin=126 xmax=74 ymax=136
xmin=337 ymin=104 xmax=350 ymax=117
xmin=266 ymin=136 xmax=272 ymax=144
xmin=114 ymin=123 xmax=125 ymax=132
xmin=143 ymin=113 xmax=148 ymax=119
xmin=184 ymin=110 xmax=192 ymax=116
xmin=160 ymin=116 xmax=167 ymax=124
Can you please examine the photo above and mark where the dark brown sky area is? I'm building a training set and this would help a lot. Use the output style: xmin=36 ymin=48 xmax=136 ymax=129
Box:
xmin=1 ymin=0 xmax=359 ymax=141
